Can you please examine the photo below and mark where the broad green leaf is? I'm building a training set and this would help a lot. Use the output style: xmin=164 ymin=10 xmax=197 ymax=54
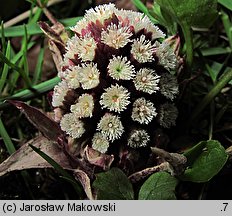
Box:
xmin=139 ymin=172 xmax=178 ymax=200
xmin=220 ymin=10 xmax=232 ymax=48
xmin=93 ymin=168 xmax=134 ymax=200
xmin=150 ymin=3 xmax=177 ymax=34
xmin=218 ymin=0 xmax=232 ymax=11
xmin=156 ymin=0 xmax=218 ymax=28
xmin=155 ymin=0 xmax=218 ymax=66
xmin=182 ymin=140 xmax=228 ymax=183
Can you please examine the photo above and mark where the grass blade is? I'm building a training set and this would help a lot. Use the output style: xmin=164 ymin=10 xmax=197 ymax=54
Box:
xmin=1 ymin=21 xmax=6 ymax=54
xmin=10 ymin=77 xmax=59 ymax=100
xmin=23 ymin=51 xmax=29 ymax=77
xmin=0 ymin=77 xmax=60 ymax=109
xmin=29 ymin=144 xmax=83 ymax=196
xmin=0 ymin=17 xmax=82 ymax=38
xmin=200 ymin=47 xmax=232 ymax=56
xmin=11 ymin=42 xmax=35 ymax=64
xmin=191 ymin=69 xmax=232 ymax=120
xmin=0 ymin=117 xmax=16 ymax=154
xmin=132 ymin=0 xmax=158 ymax=23
xmin=0 ymin=51 xmax=32 ymax=88
xmin=0 ymin=41 xmax=11 ymax=93
xmin=29 ymin=7 xmax=43 ymax=25
xmin=32 ymin=46 xmax=44 ymax=84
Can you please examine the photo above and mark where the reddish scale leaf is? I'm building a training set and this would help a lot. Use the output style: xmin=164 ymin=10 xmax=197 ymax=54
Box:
xmin=48 ymin=40 xmax=63 ymax=72
xmin=38 ymin=21 xmax=64 ymax=44
xmin=84 ymin=146 xmax=114 ymax=170
xmin=8 ymin=100 xmax=64 ymax=143
xmin=38 ymin=21 xmax=67 ymax=55
xmin=74 ymin=169 xmax=94 ymax=200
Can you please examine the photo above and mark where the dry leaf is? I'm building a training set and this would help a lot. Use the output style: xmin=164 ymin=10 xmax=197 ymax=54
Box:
xmin=0 ymin=136 xmax=71 ymax=177
xmin=49 ymin=40 xmax=63 ymax=72
xmin=74 ymin=169 xmax=93 ymax=200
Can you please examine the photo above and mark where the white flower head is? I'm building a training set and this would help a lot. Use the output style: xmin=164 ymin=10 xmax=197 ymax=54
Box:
xmin=52 ymin=80 xmax=69 ymax=107
xmin=138 ymin=16 xmax=165 ymax=40
xmin=131 ymin=35 xmax=155 ymax=63
xmin=159 ymin=103 xmax=178 ymax=128
xmin=155 ymin=41 xmax=177 ymax=71
xmin=116 ymin=9 xmax=143 ymax=21
xmin=108 ymin=56 xmax=135 ymax=80
xmin=75 ymin=34 xmax=97 ymax=62
xmin=70 ymin=18 xmax=89 ymax=35
xmin=97 ymin=113 xmax=124 ymax=142
xmin=84 ymin=3 xmax=117 ymax=24
xmin=159 ymin=73 xmax=179 ymax=100
xmin=71 ymin=94 xmax=94 ymax=118
xmin=63 ymin=35 xmax=79 ymax=60
xmin=116 ymin=10 xmax=165 ymax=40
xmin=132 ymin=98 xmax=157 ymax=124
xmin=92 ymin=132 xmax=110 ymax=153
xmin=101 ymin=23 xmax=132 ymax=49
xmin=58 ymin=67 xmax=69 ymax=79
xmin=133 ymin=68 xmax=160 ymax=94
xmin=100 ymin=84 xmax=130 ymax=113
xmin=63 ymin=66 xmax=80 ymax=89
xmin=60 ymin=113 xmax=85 ymax=139
xmin=128 ymin=129 xmax=150 ymax=148
xmin=78 ymin=63 xmax=100 ymax=89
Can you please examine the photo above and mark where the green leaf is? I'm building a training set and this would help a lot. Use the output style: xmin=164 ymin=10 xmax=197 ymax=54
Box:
xmin=220 ymin=10 xmax=232 ymax=49
xmin=93 ymin=168 xmax=134 ymax=200
xmin=156 ymin=0 xmax=218 ymax=28
xmin=218 ymin=0 xmax=232 ymax=11
xmin=155 ymin=0 xmax=218 ymax=66
xmin=150 ymin=3 xmax=177 ymax=34
xmin=139 ymin=172 xmax=178 ymax=200
xmin=182 ymin=140 xmax=228 ymax=183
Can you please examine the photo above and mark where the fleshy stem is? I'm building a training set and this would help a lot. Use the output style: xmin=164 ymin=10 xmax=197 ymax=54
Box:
xmin=191 ymin=69 xmax=232 ymax=121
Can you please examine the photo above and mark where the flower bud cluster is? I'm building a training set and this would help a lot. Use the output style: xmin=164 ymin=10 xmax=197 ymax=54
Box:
xmin=52 ymin=4 xmax=179 ymax=153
